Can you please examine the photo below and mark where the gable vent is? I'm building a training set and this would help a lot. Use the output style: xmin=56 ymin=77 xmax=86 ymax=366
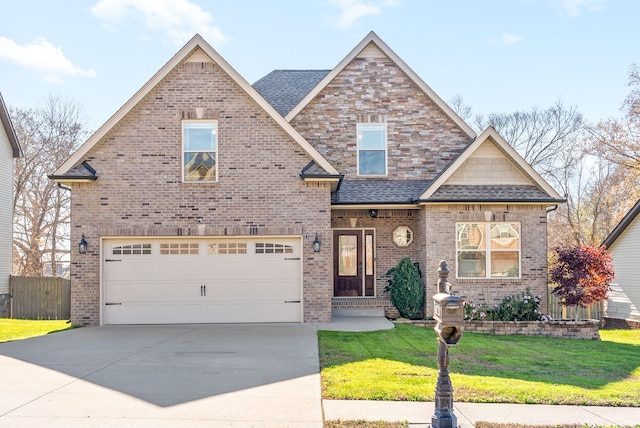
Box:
xmin=356 ymin=43 xmax=386 ymax=59
xmin=186 ymin=48 xmax=214 ymax=64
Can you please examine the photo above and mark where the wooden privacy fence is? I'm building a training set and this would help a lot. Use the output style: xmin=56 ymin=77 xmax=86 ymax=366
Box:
xmin=10 ymin=276 xmax=71 ymax=320
xmin=547 ymin=286 xmax=603 ymax=321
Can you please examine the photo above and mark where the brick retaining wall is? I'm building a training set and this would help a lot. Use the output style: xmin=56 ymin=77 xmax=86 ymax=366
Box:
xmin=398 ymin=319 xmax=601 ymax=340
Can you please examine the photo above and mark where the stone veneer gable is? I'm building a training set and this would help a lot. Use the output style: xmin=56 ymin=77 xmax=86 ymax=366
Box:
xmin=290 ymin=56 xmax=471 ymax=180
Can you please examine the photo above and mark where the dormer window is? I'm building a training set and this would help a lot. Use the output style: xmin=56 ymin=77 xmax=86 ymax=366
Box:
xmin=183 ymin=121 xmax=217 ymax=182
xmin=357 ymin=123 xmax=387 ymax=176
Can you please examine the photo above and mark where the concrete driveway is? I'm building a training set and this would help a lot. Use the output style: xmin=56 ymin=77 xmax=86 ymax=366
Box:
xmin=0 ymin=324 xmax=322 ymax=427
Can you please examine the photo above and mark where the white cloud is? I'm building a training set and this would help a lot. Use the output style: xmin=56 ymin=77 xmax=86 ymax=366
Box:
xmin=502 ymin=33 xmax=524 ymax=45
xmin=0 ymin=37 xmax=96 ymax=83
xmin=91 ymin=0 xmax=228 ymax=47
xmin=558 ymin=0 xmax=606 ymax=17
xmin=328 ymin=0 xmax=400 ymax=30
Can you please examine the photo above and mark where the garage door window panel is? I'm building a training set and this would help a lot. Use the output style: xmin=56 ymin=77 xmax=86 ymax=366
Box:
xmin=112 ymin=244 xmax=151 ymax=255
xmin=160 ymin=243 xmax=199 ymax=255
xmin=208 ymin=242 xmax=247 ymax=254
xmin=255 ymin=243 xmax=294 ymax=254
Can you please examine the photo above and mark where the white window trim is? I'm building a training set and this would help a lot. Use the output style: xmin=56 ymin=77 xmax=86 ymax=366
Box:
xmin=455 ymin=222 xmax=521 ymax=279
xmin=182 ymin=120 xmax=218 ymax=183
xmin=356 ymin=123 xmax=388 ymax=177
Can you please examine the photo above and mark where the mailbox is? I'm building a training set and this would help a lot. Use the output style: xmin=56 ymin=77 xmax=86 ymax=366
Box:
xmin=433 ymin=293 xmax=464 ymax=324
xmin=433 ymin=293 xmax=464 ymax=345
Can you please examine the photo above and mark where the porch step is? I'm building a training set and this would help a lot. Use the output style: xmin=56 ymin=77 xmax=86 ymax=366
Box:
xmin=332 ymin=308 xmax=385 ymax=317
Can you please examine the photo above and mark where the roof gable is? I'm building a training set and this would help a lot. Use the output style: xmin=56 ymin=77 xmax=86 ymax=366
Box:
xmin=284 ymin=31 xmax=475 ymax=139
xmin=53 ymin=35 xmax=338 ymax=177
xmin=603 ymin=199 xmax=640 ymax=248
xmin=420 ymin=126 xmax=564 ymax=202
xmin=444 ymin=139 xmax=534 ymax=186
xmin=0 ymin=92 xmax=22 ymax=158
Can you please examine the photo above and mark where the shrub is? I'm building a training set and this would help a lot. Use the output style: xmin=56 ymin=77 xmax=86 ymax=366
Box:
xmin=384 ymin=258 xmax=424 ymax=319
xmin=464 ymin=289 xmax=549 ymax=321
xmin=550 ymin=245 xmax=614 ymax=320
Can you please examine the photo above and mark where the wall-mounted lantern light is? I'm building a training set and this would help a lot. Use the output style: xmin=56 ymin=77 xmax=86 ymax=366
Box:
xmin=312 ymin=232 xmax=321 ymax=253
xmin=78 ymin=234 xmax=88 ymax=254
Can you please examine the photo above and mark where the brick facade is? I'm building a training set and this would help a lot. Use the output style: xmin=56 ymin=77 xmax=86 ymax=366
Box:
xmin=330 ymin=204 xmax=550 ymax=319
xmin=70 ymin=54 xmax=333 ymax=325
xmin=422 ymin=204 xmax=549 ymax=317
xmin=60 ymin=35 xmax=557 ymax=326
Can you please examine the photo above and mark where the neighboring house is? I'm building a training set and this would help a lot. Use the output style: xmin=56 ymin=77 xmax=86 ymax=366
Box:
xmin=602 ymin=200 xmax=640 ymax=328
xmin=50 ymin=32 xmax=563 ymax=326
xmin=0 ymin=92 xmax=23 ymax=317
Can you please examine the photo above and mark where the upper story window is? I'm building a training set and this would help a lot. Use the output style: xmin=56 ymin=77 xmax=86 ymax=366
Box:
xmin=357 ymin=123 xmax=387 ymax=176
xmin=183 ymin=121 xmax=217 ymax=182
xmin=456 ymin=222 xmax=521 ymax=278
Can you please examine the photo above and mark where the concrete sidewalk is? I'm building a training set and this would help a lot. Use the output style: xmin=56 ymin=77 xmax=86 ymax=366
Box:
xmin=323 ymin=400 xmax=640 ymax=427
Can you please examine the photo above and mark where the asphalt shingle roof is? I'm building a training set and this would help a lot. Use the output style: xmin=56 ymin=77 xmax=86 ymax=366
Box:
xmin=332 ymin=182 xmax=559 ymax=205
xmin=332 ymin=180 xmax=431 ymax=204
xmin=253 ymin=70 xmax=330 ymax=117
xmin=427 ymin=185 xmax=557 ymax=202
xmin=48 ymin=161 xmax=97 ymax=181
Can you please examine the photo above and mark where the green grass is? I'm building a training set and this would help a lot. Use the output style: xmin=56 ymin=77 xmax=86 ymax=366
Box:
xmin=0 ymin=318 xmax=75 ymax=343
xmin=319 ymin=324 xmax=640 ymax=406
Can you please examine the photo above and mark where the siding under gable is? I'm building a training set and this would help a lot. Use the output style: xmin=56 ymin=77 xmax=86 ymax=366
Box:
xmin=607 ymin=214 xmax=640 ymax=323
xmin=444 ymin=139 xmax=533 ymax=186
xmin=0 ymin=124 xmax=13 ymax=294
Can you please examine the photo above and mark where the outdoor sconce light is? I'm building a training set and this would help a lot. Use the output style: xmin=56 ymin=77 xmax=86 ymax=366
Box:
xmin=369 ymin=209 xmax=378 ymax=219
xmin=312 ymin=232 xmax=321 ymax=253
xmin=78 ymin=234 xmax=88 ymax=254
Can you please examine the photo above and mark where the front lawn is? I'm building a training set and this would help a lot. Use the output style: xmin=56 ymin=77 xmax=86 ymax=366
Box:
xmin=0 ymin=318 xmax=75 ymax=343
xmin=318 ymin=324 xmax=640 ymax=406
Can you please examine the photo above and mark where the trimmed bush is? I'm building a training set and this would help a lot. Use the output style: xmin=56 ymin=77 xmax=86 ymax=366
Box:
xmin=384 ymin=258 xmax=424 ymax=319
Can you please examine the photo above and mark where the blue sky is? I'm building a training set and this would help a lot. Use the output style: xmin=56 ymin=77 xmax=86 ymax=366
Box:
xmin=0 ymin=0 xmax=637 ymax=131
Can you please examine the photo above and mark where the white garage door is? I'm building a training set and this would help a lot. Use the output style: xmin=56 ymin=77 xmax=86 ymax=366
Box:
xmin=103 ymin=237 xmax=302 ymax=324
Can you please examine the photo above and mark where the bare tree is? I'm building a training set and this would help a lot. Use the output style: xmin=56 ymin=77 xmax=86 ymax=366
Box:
xmin=449 ymin=94 xmax=473 ymax=121
xmin=586 ymin=64 xmax=640 ymax=171
xmin=475 ymin=100 xmax=583 ymax=185
xmin=12 ymin=94 xmax=89 ymax=277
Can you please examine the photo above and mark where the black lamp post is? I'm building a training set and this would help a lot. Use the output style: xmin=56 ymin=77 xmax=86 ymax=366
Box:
xmin=78 ymin=234 xmax=88 ymax=254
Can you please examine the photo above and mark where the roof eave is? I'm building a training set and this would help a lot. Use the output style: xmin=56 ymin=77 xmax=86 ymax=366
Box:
xmin=415 ymin=198 xmax=567 ymax=205
xmin=331 ymin=203 xmax=420 ymax=209
xmin=301 ymin=174 xmax=343 ymax=181
xmin=0 ymin=92 xmax=23 ymax=158
xmin=47 ymin=175 xmax=98 ymax=184
xmin=602 ymin=199 xmax=640 ymax=247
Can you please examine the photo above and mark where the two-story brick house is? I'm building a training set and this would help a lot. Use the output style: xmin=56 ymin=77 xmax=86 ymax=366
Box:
xmin=51 ymin=32 xmax=563 ymax=326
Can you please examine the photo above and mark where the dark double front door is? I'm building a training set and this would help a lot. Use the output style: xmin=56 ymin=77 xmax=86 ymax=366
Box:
xmin=333 ymin=230 xmax=375 ymax=297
